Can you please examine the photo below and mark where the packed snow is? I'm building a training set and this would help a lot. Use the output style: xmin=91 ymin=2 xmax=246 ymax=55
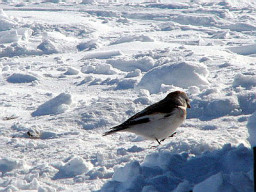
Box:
xmin=0 ymin=0 xmax=256 ymax=192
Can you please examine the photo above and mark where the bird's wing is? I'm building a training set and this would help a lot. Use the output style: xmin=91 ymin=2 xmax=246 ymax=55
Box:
xmin=127 ymin=99 xmax=177 ymax=121
xmin=103 ymin=99 xmax=178 ymax=135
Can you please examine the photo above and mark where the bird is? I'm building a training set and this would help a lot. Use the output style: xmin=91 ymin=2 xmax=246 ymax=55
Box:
xmin=103 ymin=90 xmax=191 ymax=144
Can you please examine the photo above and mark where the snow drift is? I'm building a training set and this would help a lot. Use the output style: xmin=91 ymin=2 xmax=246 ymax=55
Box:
xmin=137 ymin=62 xmax=209 ymax=93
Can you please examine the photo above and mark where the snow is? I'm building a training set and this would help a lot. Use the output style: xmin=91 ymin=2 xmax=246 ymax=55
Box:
xmin=82 ymin=50 xmax=122 ymax=60
xmin=137 ymin=61 xmax=209 ymax=93
xmin=0 ymin=1 xmax=255 ymax=191
xmin=247 ymin=112 xmax=256 ymax=147
xmin=31 ymin=93 xmax=72 ymax=117
xmin=53 ymin=156 xmax=93 ymax=180
xmin=7 ymin=73 xmax=38 ymax=83
xmin=0 ymin=158 xmax=25 ymax=174
xmin=101 ymin=144 xmax=253 ymax=192
xmin=229 ymin=43 xmax=256 ymax=56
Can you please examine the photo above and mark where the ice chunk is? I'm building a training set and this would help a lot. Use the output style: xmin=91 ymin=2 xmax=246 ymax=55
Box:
xmin=31 ymin=93 xmax=72 ymax=117
xmin=37 ymin=39 xmax=59 ymax=54
xmin=0 ymin=9 xmax=18 ymax=31
xmin=0 ymin=30 xmax=21 ymax=44
xmin=53 ymin=157 xmax=93 ymax=179
xmin=81 ymin=63 xmax=117 ymax=75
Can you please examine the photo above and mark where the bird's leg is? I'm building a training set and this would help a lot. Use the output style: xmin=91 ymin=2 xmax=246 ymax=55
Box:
xmin=149 ymin=138 xmax=161 ymax=148
xmin=169 ymin=132 xmax=177 ymax=138
xmin=155 ymin=138 xmax=161 ymax=145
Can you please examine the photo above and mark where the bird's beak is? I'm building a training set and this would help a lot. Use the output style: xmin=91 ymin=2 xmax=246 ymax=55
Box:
xmin=187 ymin=103 xmax=191 ymax=108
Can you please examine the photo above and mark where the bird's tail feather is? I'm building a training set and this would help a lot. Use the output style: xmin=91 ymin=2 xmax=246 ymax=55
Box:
xmin=103 ymin=129 xmax=118 ymax=136
xmin=103 ymin=125 xmax=126 ymax=136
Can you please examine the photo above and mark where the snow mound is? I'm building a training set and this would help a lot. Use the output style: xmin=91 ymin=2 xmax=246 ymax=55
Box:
xmin=101 ymin=144 xmax=253 ymax=192
xmin=0 ymin=158 xmax=25 ymax=174
xmin=82 ymin=50 xmax=122 ymax=60
xmin=233 ymin=74 xmax=256 ymax=89
xmin=37 ymin=31 xmax=78 ymax=54
xmin=7 ymin=73 xmax=38 ymax=83
xmin=115 ymin=79 xmax=137 ymax=90
xmin=0 ymin=42 xmax=39 ymax=57
xmin=203 ymin=97 xmax=240 ymax=118
xmin=81 ymin=62 xmax=117 ymax=75
xmin=222 ymin=23 xmax=256 ymax=32
xmin=172 ymin=14 xmax=218 ymax=27
xmin=0 ymin=9 xmax=18 ymax=31
xmin=229 ymin=44 xmax=256 ymax=55
xmin=125 ymin=69 xmax=141 ymax=78
xmin=111 ymin=34 xmax=154 ymax=45
xmin=137 ymin=62 xmax=209 ymax=93
xmin=37 ymin=39 xmax=59 ymax=54
xmin=53 ymin=156 xmax=93 ymax=180
xmin=247 ymin=111 xmax=256 ymax=147
xmin=31 ymin=93 xmax=72 ymax=117
xmin=108 ymin=56 xmax=155 ymax=72
xmin=77 ymin=39 xmax=99 ymax=51
xmin=64 ymin=67 xmax=79 ymax=75
xmin=146 ymin=3 xmax=189 ymax=9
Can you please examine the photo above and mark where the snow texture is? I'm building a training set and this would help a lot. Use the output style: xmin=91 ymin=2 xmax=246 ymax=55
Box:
xmin=101 ymin=144 xmax=253 ymax=192
xmin=0 ymin=1 xmax=255 ymax=191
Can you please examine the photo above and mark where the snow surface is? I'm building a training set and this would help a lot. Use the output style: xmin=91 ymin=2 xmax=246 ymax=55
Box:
xmin=0 ymin=0 xmax=256 ymax=192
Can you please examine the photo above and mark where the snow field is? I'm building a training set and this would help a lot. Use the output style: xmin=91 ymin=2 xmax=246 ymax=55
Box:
xmin=0 ymin=1 xmax=256 ymax=192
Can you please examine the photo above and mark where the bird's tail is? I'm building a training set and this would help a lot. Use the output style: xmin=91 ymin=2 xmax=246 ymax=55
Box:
xmin=103 ymin=125 xmax=125 ymax=136
xmin=103 ymin=129 xmax=117 ymax=136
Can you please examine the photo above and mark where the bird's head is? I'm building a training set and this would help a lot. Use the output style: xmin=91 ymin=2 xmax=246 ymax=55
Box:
xmin=166 ymin=91 xmax=191 ymax=108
